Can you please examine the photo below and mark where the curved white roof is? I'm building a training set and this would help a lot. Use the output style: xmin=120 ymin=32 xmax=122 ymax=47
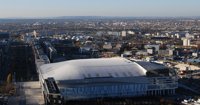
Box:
xmin=40 ymin=57 xmax=147 ymax=81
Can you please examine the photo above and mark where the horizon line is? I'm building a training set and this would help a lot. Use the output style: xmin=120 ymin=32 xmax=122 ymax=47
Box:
xmin=1 ymin=16 xmax=200 ymax=19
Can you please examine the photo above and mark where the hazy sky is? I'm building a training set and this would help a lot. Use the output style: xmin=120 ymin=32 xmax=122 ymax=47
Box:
xmin=0 ymin=0 xmax=200 ymax=18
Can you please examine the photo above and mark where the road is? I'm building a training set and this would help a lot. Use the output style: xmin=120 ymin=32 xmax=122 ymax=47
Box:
xmin=8 ymin=81 xmax=44 ymax=105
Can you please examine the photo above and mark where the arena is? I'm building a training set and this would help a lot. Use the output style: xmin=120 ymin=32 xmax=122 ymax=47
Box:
xmin=38 ymin=57 xmax=178 ymax=105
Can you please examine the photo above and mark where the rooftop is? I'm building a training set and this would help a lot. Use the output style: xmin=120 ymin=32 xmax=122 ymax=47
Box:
xmin=40 ymin=57 xmax=147 ymax=81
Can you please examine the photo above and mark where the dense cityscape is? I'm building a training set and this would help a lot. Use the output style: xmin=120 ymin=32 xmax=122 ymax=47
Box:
xmin=0 ymin=17 xmax=200 ymax=105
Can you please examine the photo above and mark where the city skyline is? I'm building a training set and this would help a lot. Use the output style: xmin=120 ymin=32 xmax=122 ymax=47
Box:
xmin=0 ymin=0 xmax=200 ymax=18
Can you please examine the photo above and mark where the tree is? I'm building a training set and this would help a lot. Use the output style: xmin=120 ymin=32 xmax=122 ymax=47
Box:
xmin=7 ymin=73 xmax=12 ymax=84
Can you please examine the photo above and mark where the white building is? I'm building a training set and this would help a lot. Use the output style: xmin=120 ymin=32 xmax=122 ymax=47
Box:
xmin=182 ymin=38 xmax=191 ymax=46
xmin=121 ymin=31 xmax=126 ymax=37
xmin=169 ymin=49 xmax=174 ymax=56
xmin=39 ymin=58 xmax=178 ymax=104
xmin=147 ymin=48 xmax=154 ymax=54
xmin=192 ymin=52 xmax=199 ymax=57
xmin=185 ymin=33 xmax=194 ymax=39
xmin=33 ymin=30 xmax=37 ymax=38
xmin=175 ymin=34 xmax=180 ymax=39
xmin=127 ymin=31 xmax=135 ymax=35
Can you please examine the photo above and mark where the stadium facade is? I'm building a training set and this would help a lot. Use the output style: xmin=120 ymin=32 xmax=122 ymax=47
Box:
xmin=38 ymin=57 xmax=178 ymax=104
